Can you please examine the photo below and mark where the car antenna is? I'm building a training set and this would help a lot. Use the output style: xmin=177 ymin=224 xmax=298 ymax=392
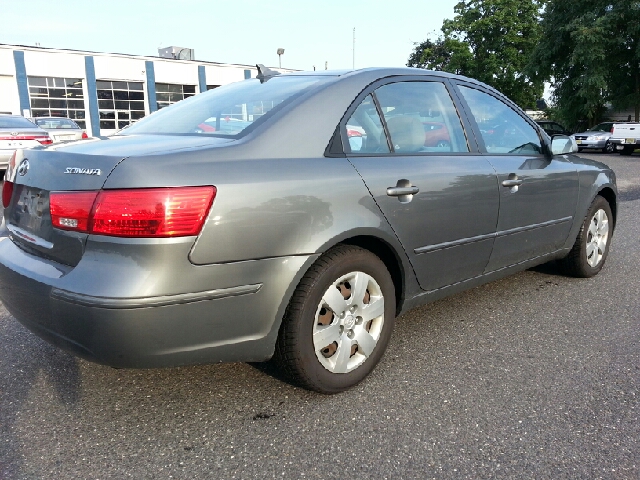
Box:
xmin=255 ymin=64 xmax=280 ymax=83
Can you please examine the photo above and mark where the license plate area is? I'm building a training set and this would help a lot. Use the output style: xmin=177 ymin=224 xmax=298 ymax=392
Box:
xmin=10 ymin=185 xmax=51 ymax=236
xmin=624 ymin=138 xmax=636 ymax=144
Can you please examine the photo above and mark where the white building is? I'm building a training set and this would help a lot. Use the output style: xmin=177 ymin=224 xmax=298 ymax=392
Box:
xmin=0 ymin=44 xmax=290 ymax=136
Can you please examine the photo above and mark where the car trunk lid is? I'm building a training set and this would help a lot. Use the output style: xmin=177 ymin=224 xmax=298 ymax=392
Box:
xmin=3 ymin=148 xmax=124 ymax=266
xmin=3 ymin=135 xmax=233 ymax=266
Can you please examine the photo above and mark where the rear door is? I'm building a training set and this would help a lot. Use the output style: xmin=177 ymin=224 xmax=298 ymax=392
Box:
xmin=344 ymin=78 xmax=499 ymax=292
xmin=453 ymin=83 xmax=579 ymax=272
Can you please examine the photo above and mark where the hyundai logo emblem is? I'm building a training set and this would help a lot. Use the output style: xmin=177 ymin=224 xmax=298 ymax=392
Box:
xmin=10 ymin=132 xmax=18 ymax=137
xmin=17 ymin=159 xmax=30 ymax=176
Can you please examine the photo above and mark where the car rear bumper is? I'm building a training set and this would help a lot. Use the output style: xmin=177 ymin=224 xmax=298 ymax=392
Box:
xmin=0 ymin=236 xmax=312 ymax=368
xmin=609 ymin=138 xmax=640 ymax=146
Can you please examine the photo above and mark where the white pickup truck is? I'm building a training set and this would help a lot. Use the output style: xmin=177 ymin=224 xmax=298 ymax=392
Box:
xmin=609 ymin=123 xmax=640 ymax=155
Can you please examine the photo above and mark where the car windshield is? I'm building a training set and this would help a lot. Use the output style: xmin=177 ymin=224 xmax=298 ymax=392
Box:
xmin=34 ymin=118 xmax=80 ymax=129
xmin=120 ymin=75 xmax=332 ymax=137
xmin=0 ymin=116 xmax=37 ymax=129
xmin=588 ymin=123 xmax=612 ymax=132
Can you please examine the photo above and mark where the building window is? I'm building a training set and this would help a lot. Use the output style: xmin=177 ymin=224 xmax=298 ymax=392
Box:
xmin=96 ymin=80 xmax=146 ymax=131
xmin=155 ymin=83 xmax=196 ymax=109
xmin=206 ymin=85 xmax=220 ymax=90
xmin=28 ymin=77 xmax=86 ymax=128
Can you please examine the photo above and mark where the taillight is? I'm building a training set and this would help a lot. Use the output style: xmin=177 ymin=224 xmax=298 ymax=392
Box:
xmin=49 ymin=186 xmax=216 ymax=237
xmin=0 ymin=134 xmax=52 ymax=145
xmin=50 ymin=191 xmax=99 ymax=231
xmin=81 ymin=132 xmax=89 ymax=139
xmin=2 ymin=180 xmax=14 ymax=208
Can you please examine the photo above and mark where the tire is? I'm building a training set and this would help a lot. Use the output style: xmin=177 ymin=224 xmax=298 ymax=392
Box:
xmin=602 ymin=141 xmax=614 ymax=154
xmin=619 ymin=145 xmax=634 ymax=155
xmin=558 ymin=195 xmax=612 ymax=278
xmin=577 ymin=147 xmax=584 ymax=153
xmin=274 ymin=245 xmax=396 ymax=393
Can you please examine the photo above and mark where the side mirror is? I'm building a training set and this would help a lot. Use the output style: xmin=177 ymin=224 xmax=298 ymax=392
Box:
xmin=551 ymin=135 xmax=578 ymax=155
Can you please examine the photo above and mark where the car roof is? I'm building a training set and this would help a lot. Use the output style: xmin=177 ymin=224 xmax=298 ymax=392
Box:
xmin=282 ymin=67 xmax=494 ymax=90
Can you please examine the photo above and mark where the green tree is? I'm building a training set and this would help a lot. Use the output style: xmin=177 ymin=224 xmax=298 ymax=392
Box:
xmin=532 ymin=0 xmax=640 ymax=126
xmin=407 ymin=0 xmax=545 ymax=109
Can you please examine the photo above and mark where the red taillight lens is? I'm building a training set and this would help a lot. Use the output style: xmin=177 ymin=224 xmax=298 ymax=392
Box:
xmin=0 ymin=135 xmax=53 ymax=145
xmin=49 ymin=186 xmax=216 ymax=237
xmin=2 ymin=180 xmax=14 ymax=208
xmin=81 ymin=132 xmax=89 ymax=139
xmin=50 ymin=191 xmax=99 ymax=231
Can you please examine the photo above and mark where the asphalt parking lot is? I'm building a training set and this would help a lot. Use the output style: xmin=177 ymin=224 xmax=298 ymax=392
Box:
xmin=0 ymin=151 xmax=638 ymax=479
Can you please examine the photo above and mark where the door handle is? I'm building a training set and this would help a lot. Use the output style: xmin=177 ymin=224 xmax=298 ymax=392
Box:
xmin=387 ymin=186 xmax=420 ymax=196
xmin=501 ymin=174 xmax=523 ymax=193
xmin=387 ymin=179 xmax=419 ymax=204
xmin=501 ymin=179 xmax=523 ymax=187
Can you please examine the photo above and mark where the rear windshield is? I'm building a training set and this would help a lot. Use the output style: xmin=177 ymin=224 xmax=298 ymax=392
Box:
xmin=0 ymin=116 xmax=37 ymax=129
xmin=120 ymin=75 xmax=331 ymax=137
xmin=34 ymin=118 xmax=80 ymax=129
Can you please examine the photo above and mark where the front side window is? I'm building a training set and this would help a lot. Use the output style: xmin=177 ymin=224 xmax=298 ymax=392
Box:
xmin=459 ymin=86 xmax=542 ymax=154
xmin=122 ymin=76 xmax=331 ymax=137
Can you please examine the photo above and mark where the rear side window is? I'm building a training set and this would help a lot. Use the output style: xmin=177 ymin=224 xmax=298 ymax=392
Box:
xmin=459 ymin=86 xmax=542 ymax=154
xmin=374 ymin=81 xmax=469 ymax=154
xmin=344 ymin=95 xmax=390 ymax=154
xmin=344 ymin=81 xmax=469 ymax=154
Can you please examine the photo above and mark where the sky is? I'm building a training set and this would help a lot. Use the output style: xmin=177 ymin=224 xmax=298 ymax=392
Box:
xmin=1 ymin=0 xmax=461 ymax=70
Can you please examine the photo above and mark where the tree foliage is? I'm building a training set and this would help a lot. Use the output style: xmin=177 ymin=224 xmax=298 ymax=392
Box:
xmin=532 ymin=0 xmax=640 ymax=126
xmin=407 ymin=0 xmax=545 ymax=109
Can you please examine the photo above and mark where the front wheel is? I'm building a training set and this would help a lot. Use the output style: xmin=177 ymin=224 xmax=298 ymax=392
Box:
xmin=602 ymin=141 xmax=615 ymax=154
xmin=559 ymin=195 xmax=612 ymax=277
xmin=274 ymin=245 xmax=396 ymax=393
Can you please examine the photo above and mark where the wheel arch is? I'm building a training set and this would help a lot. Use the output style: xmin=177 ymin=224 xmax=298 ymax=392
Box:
xmin=597 ymin=186 xmax=617 ymax=232
xmin=339 ymin=235 xmax=406 ymax=315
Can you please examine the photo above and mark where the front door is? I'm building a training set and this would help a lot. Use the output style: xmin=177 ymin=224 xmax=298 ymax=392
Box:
xmin=454 ymin=84 xmax=579 ymax=272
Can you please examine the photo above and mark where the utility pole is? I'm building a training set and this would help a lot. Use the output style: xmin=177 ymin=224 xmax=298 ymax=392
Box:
xmin=352 ymin=27 xmax=355 ymax=70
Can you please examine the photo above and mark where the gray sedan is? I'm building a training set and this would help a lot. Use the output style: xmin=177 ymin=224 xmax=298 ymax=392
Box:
xmin=571 ymin=122 xmax=615 ymax=153
xmin=0 ymin=67 xmax=617 ymax=393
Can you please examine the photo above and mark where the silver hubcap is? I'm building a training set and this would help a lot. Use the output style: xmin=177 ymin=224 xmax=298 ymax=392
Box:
xmin=313 ymin=271 xmax=384 ymax=374
xmin=586 ymin=208 xmax=609 ymax=268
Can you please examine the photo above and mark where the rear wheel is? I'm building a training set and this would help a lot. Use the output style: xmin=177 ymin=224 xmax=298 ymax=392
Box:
xmin=274 ymin=245 xmax=396 ymax=393
xmin=619 ymin=145 xmax=634 ymax=155
xmin=559 ymin=195 xmax=612 ymax=277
